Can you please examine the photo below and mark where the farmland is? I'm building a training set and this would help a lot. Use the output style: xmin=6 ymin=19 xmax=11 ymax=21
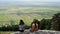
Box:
xmin=0 ymin=7 xmax=60 ymax=26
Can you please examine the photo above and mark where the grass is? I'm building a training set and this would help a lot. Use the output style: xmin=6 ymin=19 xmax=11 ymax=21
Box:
xmin=0 ymin=31 xmax=13 ymax=34
xmin=0 ymin=7 xmax=60 ymax=26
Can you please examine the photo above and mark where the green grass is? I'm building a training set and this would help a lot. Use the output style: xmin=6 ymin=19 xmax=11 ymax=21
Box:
xmin=0 ymin=7 xmax=60 ymax=34
xmin=0 ymin=7 xmax=60 ymax=26
xmin=0 ymin=31 xmax=13 ymax=34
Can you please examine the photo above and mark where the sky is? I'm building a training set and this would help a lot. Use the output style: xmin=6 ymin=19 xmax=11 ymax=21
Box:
xmin=0 ymin=0 xmax=60 ymax=6
xmin=0 ymin=0 xmax=60 ymax=2
xmin=17 ymin=0 xmax=60 ymax=2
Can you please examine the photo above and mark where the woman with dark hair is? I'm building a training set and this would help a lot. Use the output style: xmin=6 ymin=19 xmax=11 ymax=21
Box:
xmin=30 ymin=19 xmax=38 ymax=32
xmin=19 ymin=20 xmax=25 ymax=32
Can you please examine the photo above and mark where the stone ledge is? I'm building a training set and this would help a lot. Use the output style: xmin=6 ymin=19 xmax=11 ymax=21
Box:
xmin=11 ymin=30 xmax=60 ymax=34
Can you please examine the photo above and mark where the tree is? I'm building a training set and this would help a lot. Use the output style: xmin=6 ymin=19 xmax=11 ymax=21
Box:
xmin=40 ymin=19 xmax=46 ymax=30
xmin=51 ymin=13 xmax=60 ymax=31
xmin=45 ymin=19 xmax=51 ymax=30
xmin=40 ymin=19 xmax=51 ymax=30
xmin=10 ymin=20 xmax=15 ymax=26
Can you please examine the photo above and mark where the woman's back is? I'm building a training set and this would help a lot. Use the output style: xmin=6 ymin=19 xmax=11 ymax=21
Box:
xmin=19 ymin=25 xmax=24 ymax=30
xmin=19 ymin=20 xmax=25 ymax=32
xmin=30 ymin=23 xmax=38 ymax=32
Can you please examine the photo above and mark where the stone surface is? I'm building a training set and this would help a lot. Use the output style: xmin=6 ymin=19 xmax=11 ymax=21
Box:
xmin=11 ymin=30 xmax=60 ymax=34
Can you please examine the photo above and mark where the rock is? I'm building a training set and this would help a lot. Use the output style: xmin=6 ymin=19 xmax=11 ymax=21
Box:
xmin=11 ymin=30 xmax=60 ymax=34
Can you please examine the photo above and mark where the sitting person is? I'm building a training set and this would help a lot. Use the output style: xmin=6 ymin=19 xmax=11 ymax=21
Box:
xmin=30 ymin=19 xmax=38 ymax=32
xmin=19 ymin=20 xmax=25 ymax=32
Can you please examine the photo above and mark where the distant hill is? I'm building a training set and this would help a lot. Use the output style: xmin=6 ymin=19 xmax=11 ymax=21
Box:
xmin=0 ymin=0 xmax=60 ymax=7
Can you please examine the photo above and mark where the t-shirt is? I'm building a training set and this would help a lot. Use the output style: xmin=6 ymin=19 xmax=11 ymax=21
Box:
xmin=19 ymin=25 xmax=24 ymax=30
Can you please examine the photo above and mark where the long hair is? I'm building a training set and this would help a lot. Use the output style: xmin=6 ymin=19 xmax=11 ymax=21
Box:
xmin=33 ymin=19 xmax=38 ymax=24
xmin=31 ymin=19 xmax=38 ymax=27
xmin=19 ymin=20 xmax=24 ymax=25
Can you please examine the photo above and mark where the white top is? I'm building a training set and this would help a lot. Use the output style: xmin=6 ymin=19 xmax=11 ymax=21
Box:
xmin=19 ymin=25 xmax=24 ymax=30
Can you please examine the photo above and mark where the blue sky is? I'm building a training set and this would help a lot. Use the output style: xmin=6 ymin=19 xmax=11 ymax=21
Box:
xmin=0 ymin=0 xmax=60 ymax=6
xmin=4 ymin=0 xmax=59 ymax=1
xmin=0 ymin=0 xmax=60 ymax=2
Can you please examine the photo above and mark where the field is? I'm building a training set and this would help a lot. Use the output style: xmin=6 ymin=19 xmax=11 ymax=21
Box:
xmin=0 ymin=7 xmax=60 ymax=26
xmin=0 ymin=0 xmax=60 ymax=34
xmin=0 ymin=31 xmax=13 ymax=34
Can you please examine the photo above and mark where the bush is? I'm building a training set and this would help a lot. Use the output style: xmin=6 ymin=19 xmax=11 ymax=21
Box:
xmin=40 ymin=19 xmax=51 ymax=30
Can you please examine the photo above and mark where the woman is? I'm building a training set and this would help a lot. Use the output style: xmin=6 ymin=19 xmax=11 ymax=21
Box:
xmin=30 ymin=19 xmax=38 ymax=32
xmin=19 ymin=20 xmax=25 ymax=32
